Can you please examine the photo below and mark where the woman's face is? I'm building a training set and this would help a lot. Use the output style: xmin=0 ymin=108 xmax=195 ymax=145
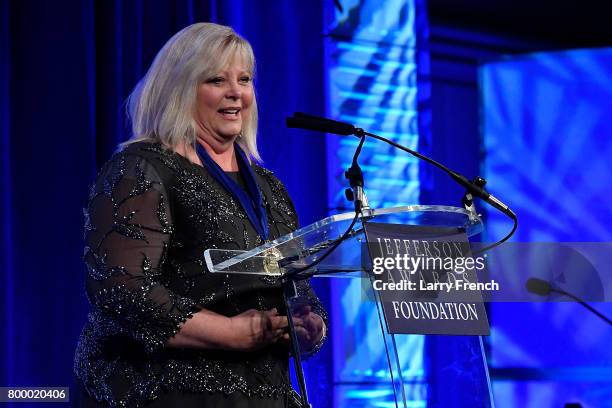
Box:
xmin=195 ymin=54 xmax=254 ymax=146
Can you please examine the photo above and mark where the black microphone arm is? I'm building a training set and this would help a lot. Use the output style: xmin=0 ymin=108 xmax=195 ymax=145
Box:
xmin=286 ymin=112 xmax=517 ymax=220
xmin=526 ymin=278 xmax=612 ymax=325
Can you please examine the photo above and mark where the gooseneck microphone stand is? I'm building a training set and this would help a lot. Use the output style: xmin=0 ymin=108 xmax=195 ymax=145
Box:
xmin=526 ymin=278 xmax=612 ymax=325
xmin=286 ymin=112 xmax=518 ymax=252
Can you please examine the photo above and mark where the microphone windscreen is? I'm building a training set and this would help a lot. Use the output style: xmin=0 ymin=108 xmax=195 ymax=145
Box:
xmin=294 ymin=112 xmax=356 ymax=132
xmin=286 ymin=117 xmax=329 ymax=133
xmin=526 ymin=278 xmax=552 ymax=296
xmin=286 ymin=116 xmax=355 ymax=136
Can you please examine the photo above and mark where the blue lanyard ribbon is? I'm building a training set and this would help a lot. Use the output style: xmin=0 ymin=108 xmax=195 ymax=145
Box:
xmin=196 ymin=143 xmax=270 ymax=242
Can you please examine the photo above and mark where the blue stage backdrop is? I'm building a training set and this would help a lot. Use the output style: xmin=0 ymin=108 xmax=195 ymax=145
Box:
xmin=481 ymin=47 xmax=612 ymax=408
xmin=0 ymin=0 xmax=331 ymax=403
xmin=6 ymin=1 xmax=590 ymax=407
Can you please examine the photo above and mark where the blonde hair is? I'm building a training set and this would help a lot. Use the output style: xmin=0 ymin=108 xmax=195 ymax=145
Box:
xmin=122 ymin=22 xmax=260 ymax=161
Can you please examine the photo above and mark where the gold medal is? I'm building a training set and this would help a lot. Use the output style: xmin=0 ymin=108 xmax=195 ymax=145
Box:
xmin=262 ymin=247 xmax=283 ymax=275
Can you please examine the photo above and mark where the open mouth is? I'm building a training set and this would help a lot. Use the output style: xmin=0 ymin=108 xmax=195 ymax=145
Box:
xmin=218 ymin=108 xmax=241 ymax=118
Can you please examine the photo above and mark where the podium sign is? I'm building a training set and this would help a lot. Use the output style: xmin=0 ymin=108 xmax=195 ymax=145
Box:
xmin=364 ymin=222 xmax=490 ymax=335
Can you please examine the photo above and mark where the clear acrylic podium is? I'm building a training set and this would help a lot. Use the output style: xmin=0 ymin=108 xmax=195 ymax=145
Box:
xmin=204 ymin=206 xmax=495 ymax=408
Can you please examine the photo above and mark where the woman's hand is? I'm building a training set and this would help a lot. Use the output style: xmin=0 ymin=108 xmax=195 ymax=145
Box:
xmin=288 ymin=305 xmax=325 ymax=351
xmin=227 ymin=308 xmax=288 ymax=351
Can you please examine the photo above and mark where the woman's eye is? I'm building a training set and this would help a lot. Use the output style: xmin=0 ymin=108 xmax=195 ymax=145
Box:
xmin=240 ymin=76 xmax=251 ymax=84
xmin=207 ymin=77 xmax=224 ymax=85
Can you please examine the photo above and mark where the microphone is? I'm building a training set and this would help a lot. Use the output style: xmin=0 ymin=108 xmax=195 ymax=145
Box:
xmin=526 ymin=278 xmax=612 ymax=325
xmin=286 ymin=112 xmax=517 ymax=220
xmin=448 ymin=171 xmax=516 ymax=219
xmin=286 ymin=112 xmax=357 ymax=136
xmin=526 ymin=277 xmax=552 ymax=296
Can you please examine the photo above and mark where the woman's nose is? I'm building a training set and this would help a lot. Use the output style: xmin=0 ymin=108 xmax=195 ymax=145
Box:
xmin=225 ymin=81 xmax=241 ymax=99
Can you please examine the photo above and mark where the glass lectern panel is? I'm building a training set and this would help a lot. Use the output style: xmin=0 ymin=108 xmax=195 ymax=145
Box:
xmin=203 ymin=206 xmax=493 ymax=408
xmin=204 ymin=205 xmax=482 ymax=276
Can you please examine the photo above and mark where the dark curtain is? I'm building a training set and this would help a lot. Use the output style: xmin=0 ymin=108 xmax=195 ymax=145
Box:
xmin=0 ymin=0 xmax=330 ymax=401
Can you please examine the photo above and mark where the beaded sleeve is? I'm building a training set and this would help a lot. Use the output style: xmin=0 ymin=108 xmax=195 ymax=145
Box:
xmin=83 ymin=152 xmax=201 ymax=353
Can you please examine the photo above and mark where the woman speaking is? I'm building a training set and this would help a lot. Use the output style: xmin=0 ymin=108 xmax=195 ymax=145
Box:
xmin=74 ymin=22 xmax=327 ymax=407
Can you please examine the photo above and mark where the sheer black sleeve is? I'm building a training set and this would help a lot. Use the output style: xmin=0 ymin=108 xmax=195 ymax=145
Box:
xmin=83 ymin=152 xmax=200 ymax=353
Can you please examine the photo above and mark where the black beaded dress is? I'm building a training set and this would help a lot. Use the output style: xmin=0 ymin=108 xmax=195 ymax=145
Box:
xmin=74 ymin=141 xmax=327 ymax=407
